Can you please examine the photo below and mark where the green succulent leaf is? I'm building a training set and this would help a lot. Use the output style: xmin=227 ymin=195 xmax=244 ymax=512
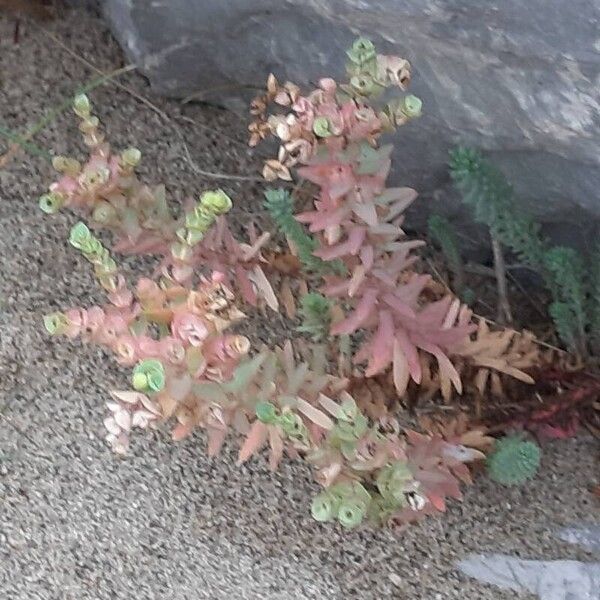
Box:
xmin=311 ymin=492 xmax=338 ymax=522
xmin=43 ymin=312 xmax=69 ymax=336
xmin=200 ymin=189 xmax=233 ymax=215
xmin=256 ymin=401 xmax=278 ymax=424
xmin=69 ymin=221 xmax=92 ymax=250
xmin=313 ymin=116 xmax=333 ymax=138
xmin=39 ymin=192 xmax=64 ymax=215
xmin=337 ymin=501 xmax=367 ymax=529
xmin=132 ymin=359 xmax=166 ymax=393
xmin=401 ymin=95 xmax=422 ymax=118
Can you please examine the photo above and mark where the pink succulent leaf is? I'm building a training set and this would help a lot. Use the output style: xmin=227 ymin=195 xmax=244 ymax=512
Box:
xmin=238 ymin=420 xmax=269 ymax=464
xmin=131 ymin=409 xmax=157 ymax=429
xmin=394 ymin=274 xmax=430 ymax=307
xmin=359 ymin=245 xmax=374 ymax=271
xmin=375 ymin=186 xmax=418 ymax=207
xmin=207 ymin=426 xmax=228 ymax=457
xmin=441 ymin=444 xmax=485 ymax=463
xmin=450 ymin=462 xmax=473 ymax=485
xmin=416 ymin=467 xmax=462 ymax=501
xmin=321 ymin=277 xmax=351 ymax=297
xmin=313 ymin=227 xmax=365 ymax=260
xmin=392 ymin=337 xmax=410 ymax=395
xmin=159 ymin=337 xmax=186 ymax=365
xmin=268 ymin=425 xmax=285 ymax=471
xmin=111 ymin=390 xmax=148 ymax=405
xmin=425 ymin=492 xmax=447 ymax=513
xmin=107 ymin=276 xmax=133 ymax=307
xmin=137 ymin=336 xmax=162 ymax=358
xmin=235 ymin=264 xmax=257 ymax=306
xmin=114 ymin=409 xmax=132 ymax=431
xmin=240 ymin=231 xmax=270 ymax=261
xmin=249 ymin=265 xmax=279 ymax=311
xmin=364 ymin=310 xmax=395 ymax=376
xmin=442 ymin=298 xmax=462 ymax=329
xmin=296 ymin=206 xmax=348 ymax=232
xmin=381 ymin=293 xmax=417 ymax=320
xmin=395 ymin=328 xmax=422 ymax=384
xmin=417 ymin=297 xmax=453 ymax=327
xmin=171 ymin=312 xmax=209 ymax=346
xmin=352 ymin=201 xmax=378 ymax=227
xmin=295 ymin=397 xmax=334 ymax=430
xmin=417 ymin=340 xmax=462 ymax=394
xmin=172 ymin=422 xmax=194 ymax=442
xmin=348 ymin=264 xmax=366 ymax=297
xmin=330 ymin=288 xmax=378 ymax=335
xmin=104 ymin=416 xmax=121 ymax=436
xmin=297 ymin=163 xmax=354 ymax=200
xmin=113 ymin=234 xmax=170 ymax=255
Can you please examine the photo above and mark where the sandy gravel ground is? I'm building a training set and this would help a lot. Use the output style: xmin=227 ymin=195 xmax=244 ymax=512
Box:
xmin=0 ymin=8 xmax=598 ymax=599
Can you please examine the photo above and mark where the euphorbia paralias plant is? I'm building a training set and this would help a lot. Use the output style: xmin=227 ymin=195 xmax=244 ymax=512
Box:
xmin=37 ymin=40 xmax=500 ymax=529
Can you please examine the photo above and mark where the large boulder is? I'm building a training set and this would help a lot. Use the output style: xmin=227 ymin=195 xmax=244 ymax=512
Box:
xmin=102 ymin=0 xmax=600 ymax=242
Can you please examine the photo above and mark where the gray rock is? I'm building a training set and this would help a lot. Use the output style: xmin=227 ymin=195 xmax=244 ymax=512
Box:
xmin=558 ymin=526 xmax=600 ymax=554
xmin=458 ymin=525 xmax=600 ymax=600
xmin=101 ymin=0 xmax=600 ymax=241
xmin=459 ymin=554 xmax=600 ymax=600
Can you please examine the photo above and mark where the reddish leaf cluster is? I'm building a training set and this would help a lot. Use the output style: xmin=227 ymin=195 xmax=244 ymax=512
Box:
xmin=253 ymin=43 xmax=475 ymax=396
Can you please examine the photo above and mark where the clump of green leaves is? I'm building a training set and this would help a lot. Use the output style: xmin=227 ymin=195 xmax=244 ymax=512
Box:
xmin=264 ymin=188 xmax=344 ymax=275
xmin=449 ymin=148 xmax=547 ymax=271
xmin=450 ymin=147 xmax=600 ymax=356
xmin=311 ymin=481 xmax=372 ymax=528
xmin=486 ymin=434 xmax=541 ymax=486
xmin=297 ymin=293 xmax=332 ymax=341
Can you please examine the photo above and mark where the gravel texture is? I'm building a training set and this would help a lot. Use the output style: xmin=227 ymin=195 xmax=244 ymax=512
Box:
xmin=1 ymin=8 xmax=599 ymax=600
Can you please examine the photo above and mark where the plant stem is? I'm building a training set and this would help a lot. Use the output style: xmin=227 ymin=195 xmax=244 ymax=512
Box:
xmin=491 ymin=232 xmax=513 ymax=325
xmin=0 ymin=64 xmax=136 ymax=167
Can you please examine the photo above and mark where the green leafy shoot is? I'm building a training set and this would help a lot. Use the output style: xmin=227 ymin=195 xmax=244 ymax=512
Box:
xmin=264 ymin=188 xmax=344 ymax=275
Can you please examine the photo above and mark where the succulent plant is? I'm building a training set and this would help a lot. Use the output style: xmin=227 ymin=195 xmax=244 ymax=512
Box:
xmin=37 ymin=40 xmax=497 ymax=534
xmin=486 ymin=435 xmax=541 ymax=486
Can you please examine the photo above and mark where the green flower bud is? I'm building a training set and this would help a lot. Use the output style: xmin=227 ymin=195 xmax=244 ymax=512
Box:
xmin=347 ymin=37 xmax=377 ymax=65
xmin=279 ymin=411 xmax=303 ymax=436
xmin=312 ymin=116 xmax=332 ymax=138
xmin=69 ymin=222 xmax=92 ymax=250
xmin=52 ymin=156 xmax=81 ymax=175
xmin=376 ymin=462 xmax=415 ymax=505
xmin=73 ymin=93 xmax=91 ymax=118
xmin=92 ymin=201 xmax=117 ymax=225
xmin=199 ymin=189 xmax=233 ymax=215
xmin=311 ymin=492 xmax=337 ymax=522
xmin=39 ymin=192 xmax=65 ymax=215
xmin=80 ymin=166 xmax=110 ymax=188
xmin=256 ymin=401 xmax=278 ymax=424
xmin=350 ymin=75 xmax=375 ymax=96
xmin=185 ymin=208 xmax=215 ymax=231
xmin=121 ymin=147 xmax=142 ymax=168
xmin=43 ymin=312 xmax=69 ymax=336
xmin=132 ymin=359 xmax=165 ymax=393
xmin=132 ymin=372 xmax=148 ymax=391
xmin=337 ymin=501 xmax=366 ymax=529
xmin=401 ymin=95 xmax=423 ymax=119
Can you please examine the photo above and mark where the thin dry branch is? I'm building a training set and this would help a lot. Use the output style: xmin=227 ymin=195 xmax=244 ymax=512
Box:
xmin=32 ymin=25 xmax=264 ymax=183
xmin=490 ymin=233 xmax=513 ymax=324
